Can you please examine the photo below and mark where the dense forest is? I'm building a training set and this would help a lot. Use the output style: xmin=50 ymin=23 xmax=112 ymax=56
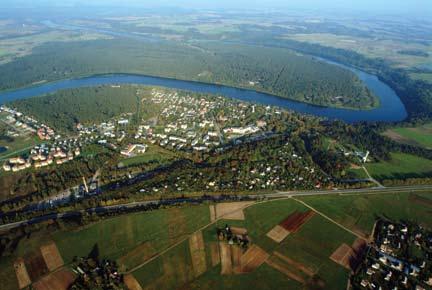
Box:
xmin=251 ymin=38 xmax=432 ymax=121
xmin=11 ymin=85 xmax=152 ymax=132
xmin=0 ymin=39 xmax=376 ymax=109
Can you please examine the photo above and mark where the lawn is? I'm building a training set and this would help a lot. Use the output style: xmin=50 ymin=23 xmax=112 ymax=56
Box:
xmin=119 ymin=144 xmax=178 ymax=167
xmin=384 ymin=124 xmax=432 ymax=149
xmin=365 ymin=152 xmax=432 ymax=180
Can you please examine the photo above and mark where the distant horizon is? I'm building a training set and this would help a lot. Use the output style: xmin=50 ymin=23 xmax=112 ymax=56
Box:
xmin=1 ymin=0 xmax=431 ymax=18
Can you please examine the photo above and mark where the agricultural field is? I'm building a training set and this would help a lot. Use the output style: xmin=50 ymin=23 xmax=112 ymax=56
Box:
xmin=298 ymin=191 xmax=432 ymax=235
xmin=1 ymin=192 xmax=432 ymax=289
xmin=130 ymin=199 xmax=355 ymax=290
xmin=0 ymin=30 xmax=110 ymax=65
xmin=365 ymin=152 xmax=432 ymax=180
xmin=283 ymin=33 xmax=432 ymax=69
xmin=383 ymin=123 xmax=432 ymax=149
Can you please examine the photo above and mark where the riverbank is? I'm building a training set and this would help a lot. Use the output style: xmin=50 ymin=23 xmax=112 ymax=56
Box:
xmin=0 ymin=70 xmax=407 ymax=123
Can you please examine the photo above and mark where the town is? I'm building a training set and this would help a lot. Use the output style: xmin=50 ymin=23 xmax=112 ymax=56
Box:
xmin=353 ymin=220 xmax=432 ymax=290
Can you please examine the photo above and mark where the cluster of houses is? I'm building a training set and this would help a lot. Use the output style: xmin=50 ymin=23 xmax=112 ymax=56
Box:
xmin=3 ymin=139 xmax=82 ymax=172
xmin=1 ymin=105 xmax=57 ymax=140
xmin=356 ymin=220 xmax=432 ymax=290
xmin=134 ymin=89 xmax=271 ymax=153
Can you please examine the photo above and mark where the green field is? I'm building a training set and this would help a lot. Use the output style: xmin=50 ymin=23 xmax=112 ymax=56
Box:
xmin=0 ymin=135 xmax=41 ymax=160
xmin=384 ymin=123 xmax=432 ymax=149
xmin=2 ymin=191 xmax=432 ymax=290
xmin=365 ymin=152 xmax=432 ymax=180
xmin=299 ymin=192 xmax=432 ymax=235
xmin=53 ymin=205 xmax=210 ymax=271
xmin=119 ymin=144 xmax=178 ymax=167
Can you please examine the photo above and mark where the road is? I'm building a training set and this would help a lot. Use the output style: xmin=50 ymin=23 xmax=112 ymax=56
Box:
xmin=1 ymin=184 xmax=431 ymax=232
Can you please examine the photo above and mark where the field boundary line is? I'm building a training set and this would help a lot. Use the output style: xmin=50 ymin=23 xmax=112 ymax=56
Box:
xmin=291 ymin=197 xmax=366 ymax=240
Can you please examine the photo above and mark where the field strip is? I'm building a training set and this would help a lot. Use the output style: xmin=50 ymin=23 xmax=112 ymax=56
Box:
xmin=291 ymin=197 xmax=366 ymax=240
xmin=124 ymin=200 xmax=261 ymax=274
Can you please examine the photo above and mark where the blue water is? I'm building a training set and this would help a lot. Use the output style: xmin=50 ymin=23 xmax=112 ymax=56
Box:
xmin=0 ymin=67 xmax=408 ymax=123
xmin=0 ymin=146 xmax=6 ymax=153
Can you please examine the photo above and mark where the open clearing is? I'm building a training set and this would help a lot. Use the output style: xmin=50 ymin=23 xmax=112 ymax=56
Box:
xmin=266 ymin=225 xmax=290 ymax=243
xmin=266 ymin=210 xmax=315 ymax=243
xmin=266 ymin=256 xmax=305 ymax=284
xmin=189 ymin=231 xmax=207 ymax=277
xmin=40 ymin=242 xmax=64 ymax=272
xmin=273 ymin=251 xmax=314 ymax=277
xmin=25 ymin=251 xmax=49 ymax=281
xmin=219 ymin=242 xmax=233 ymax=275
xmin=209 ymin=242 xmax=220 ymax=266
xmin=214 ymin=201 xmax=254 ymax=220
xmin=330 ymin=243 xmax=355 ymax=270
xmin=14 ymin=258 xmax=31 ymax=289
xmin=384 ymin=123 xmax=432 ymax=149
xmin=365 ymin=152 xmax=432 ymax=180
xmin=32 ymin=269 xmax=75 ymax=290
xmin=124 ymin=274 xmax=143 ymax=290
xmin=238 ymin=245 xmax=270 ymax=273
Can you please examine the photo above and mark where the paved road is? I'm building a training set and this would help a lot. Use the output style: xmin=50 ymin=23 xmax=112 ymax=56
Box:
xmin=1 ymin=184 xmax=431 ymax=231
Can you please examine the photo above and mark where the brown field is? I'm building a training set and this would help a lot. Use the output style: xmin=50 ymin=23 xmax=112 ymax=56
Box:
xmin=209 ymin=205 xmax=216 ymax=222
xmin=32 ymin=269 xmax=75 ymax=290
xmin=266 ymin=256 xmax=305 ymax=284
xmin=266 ymin=211 xmax=315 ymax=243
xmin=219 ymin=242 xmax=233 ymax=275
xmin=40 ymin=242 xmax=64 ymax=271
xmin=25 ymin=251 xmax=49 ymax=281
xmin=231 ymin=245 xmax=243 ymax=273
xmin=209 ymin=242 xmax=220 ymax=266
xmin=167 ymin=208 xmax=187 ymax=243
xmin=330 ymin=244 xmax=355 ymax=270
xmin=118 ymin=242 xmax=157 ymax=271
xmin=383 ymin=130 xmax=418 ymax=146
xmin=239 ymin=245 xmax=269 ymax=273
xmin=230 ymin=226 xmax=248 ymax=236
xmin=266 ymin=225 xmax=290 ymax=243
xmin=14 ymin=258 xmax=32 ymax=289
xmin=144 ymin=245 xmax=194 ymax=290
xmin=124 ymin=274 xmax=143 ymax=290
xmin=215 ymin=201 xmax=254 ymax=220
xmin=279 ymin=211 xmax=315 ymax=233
xmin=273 ymin=251 xmax=315 ymax=277
xmin=188 ymin=231 xmax=207 ymax=278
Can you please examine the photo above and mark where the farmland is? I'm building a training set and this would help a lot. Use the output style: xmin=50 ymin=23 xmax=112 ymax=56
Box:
xmin=365 ymin=152 xmax=432 ymax=180
xmin=383 ymin=123 xmax=432 ymax=149
xmin=1 ymin=191 xmax=432 ymax=289
xmin=298 ymin=191 xmax=432 ymax=235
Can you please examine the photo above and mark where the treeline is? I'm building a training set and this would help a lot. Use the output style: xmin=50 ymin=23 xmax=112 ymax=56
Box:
xmin=0 ymin=39 xmax=375 ymax=109
xmin=323 ymin=121 xmax=432 ymax=161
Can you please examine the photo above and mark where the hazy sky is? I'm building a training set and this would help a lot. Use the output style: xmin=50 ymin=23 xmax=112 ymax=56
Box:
xmin=3 ymin=0 xmax=432 ymax=16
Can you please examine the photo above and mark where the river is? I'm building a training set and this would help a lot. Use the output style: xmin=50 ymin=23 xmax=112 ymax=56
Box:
xmin=0 ymin=67 xmax=407 ymax=123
